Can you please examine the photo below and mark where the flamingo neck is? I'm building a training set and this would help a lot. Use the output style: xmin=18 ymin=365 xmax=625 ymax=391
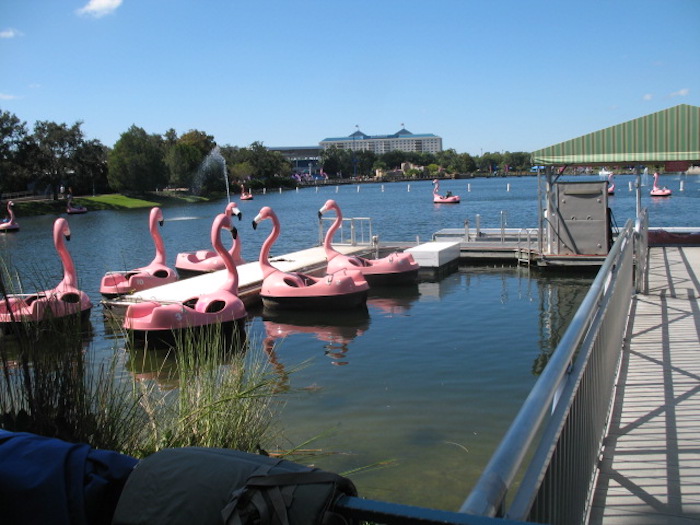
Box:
xmin=323 ymin=205 xmax=342 ymax=259
xmin=55 ymin=230 xmax=77 ymax=289
xmin=213 ymin=219 xmax=239 ymax=293
xmin=7 ymin=204 xmax=14 ymax=222
xmin=259 ymin=214 xmax=279 ymax=278
xmin=149 ymin=219 xmax=167 ymax=266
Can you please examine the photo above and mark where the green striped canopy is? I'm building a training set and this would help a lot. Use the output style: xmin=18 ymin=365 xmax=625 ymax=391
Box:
xmin=531 ymin=104 xmax=700 ymax=165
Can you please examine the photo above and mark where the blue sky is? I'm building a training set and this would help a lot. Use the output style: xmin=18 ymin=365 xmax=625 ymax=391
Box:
xmin=2 ymin=0 xmax=698 ymax=155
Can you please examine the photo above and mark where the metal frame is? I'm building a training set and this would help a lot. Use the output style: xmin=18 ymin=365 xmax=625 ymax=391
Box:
xmin=460 ymin=217 xmax=647 ymax=524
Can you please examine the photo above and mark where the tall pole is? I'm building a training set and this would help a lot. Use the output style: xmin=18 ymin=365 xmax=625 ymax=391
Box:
xmin=353 ymin=124 xmax=359 ymax=179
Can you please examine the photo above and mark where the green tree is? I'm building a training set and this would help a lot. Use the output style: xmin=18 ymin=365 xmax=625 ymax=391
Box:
xmin=108 ymin=125 xmax=168 ymax=193
xmin=31 ymin=120 xmax=84 ymax=200
xmin=72 ymin=139 xmax=109 ymax=195
xmin=321 ymin=146 xmax=351 ymax=178
xmin=0 ymin=110 xmax=29 ymax=193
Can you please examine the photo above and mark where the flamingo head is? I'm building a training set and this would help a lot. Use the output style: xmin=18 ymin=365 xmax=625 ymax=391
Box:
xmin=319 ymin=199 xmax=338 ymax=216
xmin=252 ymin=206 xmax=273 ymax=230
xmin=225 ymin=202 xmax=242 ymax=221
xmin=54 ymin=217 xmax=71 ymax=242
xmin=8 ymin=201 xmax=14 ymax=208
xmin=432 ymin=179 xmax=438 ymax=185
xmin=150 ymin=206 xmax=165 ymax=227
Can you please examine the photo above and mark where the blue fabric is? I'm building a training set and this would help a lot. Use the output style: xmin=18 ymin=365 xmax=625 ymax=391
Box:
xmin=0 ymin=430 xmax=138 ymax=525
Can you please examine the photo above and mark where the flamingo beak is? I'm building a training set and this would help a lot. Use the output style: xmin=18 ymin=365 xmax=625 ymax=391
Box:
xmin=231 ymin=226 xmax=238 ymax=240
xmin=159 ymin=220 xmax=164 ymax=227
xmin=234 ymin=210 xmax=242 ymax=221
xmin=252 ymin=220 xmax=258 ymax=230
xmin=65 ymin=234 xmax=71 ymax=241
xmin=318 ymin=210 xmax=323 ymax=219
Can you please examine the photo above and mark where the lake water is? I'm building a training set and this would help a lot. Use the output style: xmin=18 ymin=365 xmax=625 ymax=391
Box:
xmin=1 ymin=173 xmax=697 ymax=511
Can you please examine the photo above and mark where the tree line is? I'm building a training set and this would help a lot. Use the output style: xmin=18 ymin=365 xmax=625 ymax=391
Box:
xmin=1 ymin=109 xmax=533 ymax=199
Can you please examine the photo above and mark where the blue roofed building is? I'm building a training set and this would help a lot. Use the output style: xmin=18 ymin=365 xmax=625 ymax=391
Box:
xmin=320 ymin=127 xmax=443 ymax=154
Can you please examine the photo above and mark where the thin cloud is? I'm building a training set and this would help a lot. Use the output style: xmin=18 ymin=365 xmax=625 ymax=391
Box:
xmin=669 ymin=88 xmax=689 ymax=97
xmin=0 ymin=93 xmax=18 ymax=100
xmin=643 ymin=94 xmax=653 ymax=101
xmin=0 ymin=28 xmax=23 ymax=38
xmin=76 ymin=0 xmax=123 ymax=18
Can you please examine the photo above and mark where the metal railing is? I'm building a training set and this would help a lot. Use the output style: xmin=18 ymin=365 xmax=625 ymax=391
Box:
xmin=460 ymin=217 xmax=645 ymax=524
xmin=318 ymin=216 xmax=373 ymax=246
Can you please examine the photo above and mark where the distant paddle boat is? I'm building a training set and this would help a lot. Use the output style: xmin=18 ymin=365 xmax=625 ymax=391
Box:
xmin=122 ymin=212 xmax=247 ymax=346
xmin=175 ymin=202 xmax=244 ymax=278
xmin=650 ymin=172 xmax=672 ymax=197
xmin=252 ymin=206 xmax=369 ymax=310
xmin=99 ymin=207 xmax=178 ymax=298
xmin=240 ymin=184 xmax=253 ymax=200
xmin=432 ymin=179 xmax=460 ymax=203
xmin=66 ymin=195 xmax=88 ymax=214
xmin=0 ymin=218 xmax=92 ymax=331
xmin=318 ymin=199 xmax=419 ymax=285
xmin=0 ymin=201 xmax=19 ymax=233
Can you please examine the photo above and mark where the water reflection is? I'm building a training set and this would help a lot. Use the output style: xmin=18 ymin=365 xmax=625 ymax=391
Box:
xmin=366 ymin=284 xmax=420 ymax=316
xmin=260 ymin=306 xmax=370 ymax=367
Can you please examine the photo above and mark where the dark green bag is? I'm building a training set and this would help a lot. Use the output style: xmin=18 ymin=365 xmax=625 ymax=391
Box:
xmin=112 ymin=447 xmax=357 ymax=525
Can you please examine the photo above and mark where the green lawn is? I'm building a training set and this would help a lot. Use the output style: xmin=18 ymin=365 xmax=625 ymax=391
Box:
xmin=11 ymin=192 xmax=211 ymax=217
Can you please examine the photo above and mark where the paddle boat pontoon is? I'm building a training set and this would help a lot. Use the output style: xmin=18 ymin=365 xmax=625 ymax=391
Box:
xmin=318 ymin=199 xmax=419 ymax=285
xmin=175 ymin=202 xmax=244 ymax=278
xmin=432 ymin=179 xmax=460 ymax=203
xmin=0 ymin=201 xmax=19 ymax=233
xmin=122 ymin=213 xmax=247 ymax=347
xmin=100 ymin=207 xmax=178 ymax=298
xmin=0 ymin=218 xmax=92 ymax=331
xmin=252 ymin=206 xmax=369 ymax=310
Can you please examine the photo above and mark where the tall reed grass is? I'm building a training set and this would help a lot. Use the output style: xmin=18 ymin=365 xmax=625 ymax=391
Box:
xmin=1 ymin=263 xmax=286 ymax=458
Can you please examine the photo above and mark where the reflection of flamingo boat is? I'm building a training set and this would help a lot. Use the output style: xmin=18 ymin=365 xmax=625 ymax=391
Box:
xmin=0 ymin=201 xmax=19 ymax=233
xmin=66 ymin=195 xmax=88 ymax=214
xmin=252 ymin=206 xmax=369 ymax=310
xmin=318 ymin=199 xmax=419 ymax=286
xmin=175 ymin=202 xmax=244 ymax=278
xmin=122 ymin=213 xmax=248 ymax=346
xmin=0 ymin=218 xmax=92 ymax=331
xmin=366 ymin=283 xmax=420 ymax=316
xmin=432 ymin=179 xmax=460 ymax=203
xmin=262 ymin=306 xmax=370 ymax=366
xmin=240 ymin=184 xmax=253 ymax=200
xmin=650 ymin=172 xmax=672 ymax=197
xmin=100 ymin=207 xmax=178 ymax=298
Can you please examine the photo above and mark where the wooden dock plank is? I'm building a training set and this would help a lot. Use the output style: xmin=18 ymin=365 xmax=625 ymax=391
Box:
xmin=589 ymin=246 xmax=700 ymax=524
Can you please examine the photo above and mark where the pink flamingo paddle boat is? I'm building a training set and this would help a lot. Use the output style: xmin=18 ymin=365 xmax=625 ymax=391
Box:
xmin=0 ymin=218 xmax=92 ymax=331
xmin=318 ymin=199 xmax=419 ymax=286
xmin=122 ymin=213 xmax=247 ymax=346
xmin=432 ymin=179 xmax=460 ymax=203
xmin=66 ymin=195 xmax=88 ymax=214
xmin=175 ymin=202 xmax=244 ymax=278
xmin=607 ymin=173 xmax=615 ymax=195
xmin=650 ymin=172 xmax=672 ymax=197
xmin=100 ymin=207 xmax=178 ymax=298
xmin=252 ymin=206 xmax=369 ymax=310
xmin=240 ymin=184 xmax=253 ymax=200
xmin=0 ymin=201 xmax=19 ymax=233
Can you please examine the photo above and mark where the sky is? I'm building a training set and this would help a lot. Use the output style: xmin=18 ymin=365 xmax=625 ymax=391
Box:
xmin=1 ymin=0 xmax=699 ymax=155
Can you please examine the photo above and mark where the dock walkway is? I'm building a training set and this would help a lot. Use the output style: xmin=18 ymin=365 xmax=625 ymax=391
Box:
xmin=590 ymin=246 xmax=700 ymax=524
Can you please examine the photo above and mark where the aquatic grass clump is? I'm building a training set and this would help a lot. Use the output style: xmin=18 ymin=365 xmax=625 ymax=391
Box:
xmin=129 ymin=322 xmax=286 ymax=456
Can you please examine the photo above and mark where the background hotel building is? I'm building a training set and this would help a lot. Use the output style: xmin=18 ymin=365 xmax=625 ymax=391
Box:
xmin=319 ymin=128 xmax=443 ymax=154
